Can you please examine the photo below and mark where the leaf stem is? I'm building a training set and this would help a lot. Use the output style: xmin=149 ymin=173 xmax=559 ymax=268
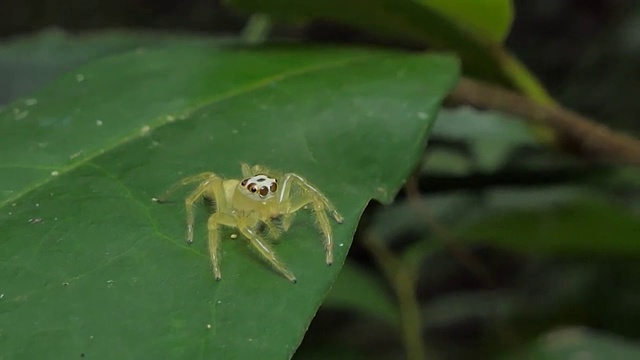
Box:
xmin=363 ymin=233 xmax=430 ymax=360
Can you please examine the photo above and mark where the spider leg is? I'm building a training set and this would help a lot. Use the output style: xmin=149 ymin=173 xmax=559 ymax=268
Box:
xmin=237 ymin=217 xmax=297 ymax=283
xmin=278 ymin=173 xmax=344 ymax=223
xmin=183 ymin=175 xmax=225 ymax=244
xmin=283 ymin=193 xmax=335 ymax=265
xmin=278 ymin=173 xmax=344 ymax=265
xmin=251 ymin=164 xmax=270 ymax=175
xmin=155 ymin=172 xmax=217 ymax=203
xmin=206 ymin=212 xmax=237 ymax=280
xmin=280 ymin=213 xmax=294 ymax=232
xmin=184 ymin=181 xmax=212 ymax=244
xmin=241 ymin=162 xmax=273 ymax=177
xmin=262 ymin=218 xmax=282 ymax=240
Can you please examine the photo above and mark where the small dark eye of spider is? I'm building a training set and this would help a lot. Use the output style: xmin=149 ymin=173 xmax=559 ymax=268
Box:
xmin=241 ymin=179 xmax=248 ymax=186
xmin=259 ymin=186 xmax=269 ymax=197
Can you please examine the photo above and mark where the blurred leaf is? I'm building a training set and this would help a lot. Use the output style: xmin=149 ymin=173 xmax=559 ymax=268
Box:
xmin=401 ymin=238 xmax=441 ymax=274
xmin=505 ymin=327 xmax=640 ymax=360
xmin=0 ymin=34 xmax=459 ymax=359
xmin=422 ymin=290 xmax=518 ymax=330
xmin=0 ymin=29 xmax=184 ymax=105
xmin=460 ymin=193 xmax=640 ymax=255
xmin=414 ymin=0 xmax=513 ymax=42
xmin=370 ymin=193 xmax=480 ymax=240
xmin=421 ymin=148 xmax=473 ymax=176
xmin=323 ymin=262 xmax=399 ymax=326
xmin=432 ymin=107 xmax=538 ymax=172
xmin=226 ymin=0 xmax=511 ymax=82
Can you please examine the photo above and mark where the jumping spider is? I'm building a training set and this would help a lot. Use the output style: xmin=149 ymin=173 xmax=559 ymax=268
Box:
xmin=154 ymin=163 xmax=344 ymax=283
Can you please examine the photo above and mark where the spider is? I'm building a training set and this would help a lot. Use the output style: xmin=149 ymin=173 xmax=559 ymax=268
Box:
xmin=154 ymin=163 xmax=344 ymax=283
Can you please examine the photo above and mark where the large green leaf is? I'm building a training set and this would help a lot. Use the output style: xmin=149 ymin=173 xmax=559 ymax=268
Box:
xmin=414 ymin=0 xmax=513 ymax=42
xmin=0 ymin=34 xmax=459 ymax=359
xmin=0 ymin=30 xmax=181 ymax=105
xmin=226 ymin=0 xmax=515 ymax=83
xmin=226 ymin=0 xmax=557 ymax=110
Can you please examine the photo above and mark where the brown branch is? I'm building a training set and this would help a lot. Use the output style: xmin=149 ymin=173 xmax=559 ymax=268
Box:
xmin=447 ymin=77 xmax=640 ymax=165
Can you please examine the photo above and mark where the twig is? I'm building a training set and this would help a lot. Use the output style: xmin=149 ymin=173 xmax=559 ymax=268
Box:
xmin=363 ymin=232 xmax=431 ymax=360
xmin=447 ymin=77 xmax=640 ymax=165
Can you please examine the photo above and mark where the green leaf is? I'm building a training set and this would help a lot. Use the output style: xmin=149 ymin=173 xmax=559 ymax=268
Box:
xmin=459 ymin=191 xmax=640 ymax=255
xmin=323 ymin=261 xmax=399 ymax=326
xmin=414 ymin=0 xmax=513 ymax=43
xmin=0 ymin=34 xmax=459 ymax=359
xmin=226 ymin=0 xmax=513 ymax=83
xmin=0 ymin=29 xmax=180 ymax=105
xmin=225 ymin=0 xmax=557 ymax=108
xmin=431 ymin=107 xmax=538 ymax=172
xmin=504 ymin=327 xmax=640 ymax=360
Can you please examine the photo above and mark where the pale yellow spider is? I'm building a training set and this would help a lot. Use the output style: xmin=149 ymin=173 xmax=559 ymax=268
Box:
xmin=154 ymin=163 xmax=344 ymax=283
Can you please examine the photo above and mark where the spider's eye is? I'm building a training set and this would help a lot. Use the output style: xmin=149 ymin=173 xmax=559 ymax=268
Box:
xmin=259 ymin=186 xmax=269 ymax=197
xmin=248 ymin=183 xmax=257 ymax=193
xmin=241 ymin=179 xmax=248 ymax=186
xmin=270 ymin=182 xmax=277 ymax=192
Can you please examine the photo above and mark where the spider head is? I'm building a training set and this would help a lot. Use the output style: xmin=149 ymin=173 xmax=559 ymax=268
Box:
xmin=239 ymin=174 xmax=278 ymax=201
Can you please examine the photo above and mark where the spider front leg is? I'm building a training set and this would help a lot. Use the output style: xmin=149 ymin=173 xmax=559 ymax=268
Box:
xmin=278 ymin=173 xmax=344 ymax=265
xmin=192 ymin=176 xmax=233 ymax=280
xmin=154 ymin=172 xmax=217 ymax=203
xmin=240 ymin=162 xmax=273 ymax=178
xmin=180 ymin=174 xmax=226 ymax=244
xmin=240 ymin=163 xmax=253 ymax=178
xmin=155 ymin=172 xmax=221 ymax=243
